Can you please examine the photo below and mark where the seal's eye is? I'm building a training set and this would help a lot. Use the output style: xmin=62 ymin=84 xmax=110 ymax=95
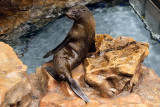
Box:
xmin=82 ymin=9 xmax=86 ymax=11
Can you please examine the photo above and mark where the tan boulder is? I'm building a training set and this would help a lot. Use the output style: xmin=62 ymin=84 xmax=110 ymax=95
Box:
xmin=84 ymin=34 xmax=149 ymax=97
xmin=0 ymin=42 xmax=31 ymax=107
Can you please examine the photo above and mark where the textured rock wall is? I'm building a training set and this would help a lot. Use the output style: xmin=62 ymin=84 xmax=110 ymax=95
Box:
xmin=0 ymin=42 xmax=48 ymax=107
xmin=0 ymin=42 xmax=31 ymax=107
xmin=0 ymin=0 xmax=101 ymax=44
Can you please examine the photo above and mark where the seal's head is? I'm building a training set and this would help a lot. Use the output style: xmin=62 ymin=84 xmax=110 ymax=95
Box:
xmin=65 ymin=5 xmax=92 ymax=21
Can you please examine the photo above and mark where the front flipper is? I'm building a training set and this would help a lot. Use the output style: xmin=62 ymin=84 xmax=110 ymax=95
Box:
xmin=66 ymin=77 xmax=90 ymax=103
xmin=43 ymin=35 xmax=72 ymax=58
xmin=44 ymin=66 xmax=65 ymax=81
xmin=88 ymin=41 xmax=96 ymax=52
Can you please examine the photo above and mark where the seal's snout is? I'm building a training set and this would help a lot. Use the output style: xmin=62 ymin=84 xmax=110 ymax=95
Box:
xmin=65 ymin=10 xmax=77 ymax=20
xmin=65 ymin=10 xmax=73 ymax=19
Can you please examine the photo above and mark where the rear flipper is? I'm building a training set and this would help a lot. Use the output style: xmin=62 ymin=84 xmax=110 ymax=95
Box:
xmin=44 ymin=66 xmax=65 ymax=81
xmin=44 ymin=66 xmax=90 ymax=103
xmin=66 ymin=77 xmax=90 ymax=103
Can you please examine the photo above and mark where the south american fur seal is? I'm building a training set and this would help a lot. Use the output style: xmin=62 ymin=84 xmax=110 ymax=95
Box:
xmin=43 ymin=5 xmax=96 ymax=103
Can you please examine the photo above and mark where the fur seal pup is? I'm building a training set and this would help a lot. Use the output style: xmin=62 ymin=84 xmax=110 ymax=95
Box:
xmin=43 ymin=5 xmax=96 ymax=103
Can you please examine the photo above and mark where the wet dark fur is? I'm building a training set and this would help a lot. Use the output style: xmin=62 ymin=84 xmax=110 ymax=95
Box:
xmin=43 ymin=5 xmax=95 ymax=102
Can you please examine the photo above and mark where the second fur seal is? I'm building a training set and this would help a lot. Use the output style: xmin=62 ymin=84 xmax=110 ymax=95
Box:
xmin=43 ymin=5 xmax=95 ymax=103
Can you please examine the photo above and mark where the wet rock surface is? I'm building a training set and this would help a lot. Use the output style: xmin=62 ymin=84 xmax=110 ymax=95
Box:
xmin=0 ymin=0 xmax=101 ymax=44
xmin=0 ymin=42 xmax=31 ymax=107
xmin=40 ymin=34 xmax=160 ymax=107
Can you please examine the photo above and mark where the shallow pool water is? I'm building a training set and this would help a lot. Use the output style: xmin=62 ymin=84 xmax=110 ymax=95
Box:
xmin=18 ymin=3 xmax=160 ymax=75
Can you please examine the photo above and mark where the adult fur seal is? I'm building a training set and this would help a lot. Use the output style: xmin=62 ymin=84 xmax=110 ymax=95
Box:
xmin=43 ymin=5 xmax=95 ymax=103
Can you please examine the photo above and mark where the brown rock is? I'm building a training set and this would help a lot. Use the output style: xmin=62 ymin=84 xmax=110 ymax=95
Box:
xmin=29 ymin=67 xmax=48 ymax=107
xmin=40 ymin=62 xmax=151 ymax=107
xmin=40 ymin=34 xmax=160 ymax=106
xmin=17 ymin=94 xmax=32 ymax=107
xmin=0 ymin=0 xmax=101 ymax=44
xmin=84 ymin=34 xmax=149 ymax=97
xmin=0 ymin=42 xmax=31 ymax=107
xmin=133 ymin=65 xmax=160 ymax=106
xmin=0 ymin=0 xmax=33 ymax=12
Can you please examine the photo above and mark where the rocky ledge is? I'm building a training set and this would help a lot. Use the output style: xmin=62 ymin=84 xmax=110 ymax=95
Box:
xmin=0 ymin=0 xmax=101 ymax=44
xmin=41 ymin=34 xmax=160 ymax=106
xmin=0 ymin=34 xmax=160 ymax=107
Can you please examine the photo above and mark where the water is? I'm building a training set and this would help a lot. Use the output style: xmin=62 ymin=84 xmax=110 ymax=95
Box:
xmin=18 ymin=3 xmax=160 ymax=75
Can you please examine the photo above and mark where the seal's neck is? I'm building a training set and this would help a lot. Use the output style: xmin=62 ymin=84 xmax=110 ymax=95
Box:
xmin=74 ymin=17 xmax=92 ymax=25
